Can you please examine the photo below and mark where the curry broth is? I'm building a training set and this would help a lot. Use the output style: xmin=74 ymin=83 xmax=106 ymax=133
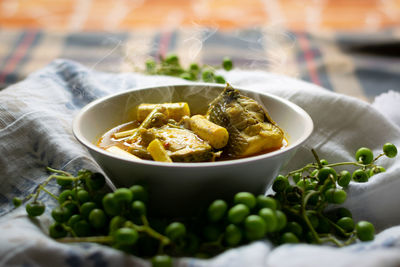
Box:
xmin=97 ymin=85 xmax=287 ymax=163
xmin=97 ymin=120 xmax=287 ymax=162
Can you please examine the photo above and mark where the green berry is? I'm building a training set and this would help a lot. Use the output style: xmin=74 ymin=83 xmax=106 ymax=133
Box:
xmin=317 ymin=167 xmax=337 ymax=183
xmin=165 ymin=222 xmax=186 ymax=241
xmin=228 ymin=204 xmax=250 ymax=224
xmin=26 ymin=201 xmax=45 ymax=217
xmin=222 ymin=57 xmax=233 ymax=71
xmin=285 ymin=221 xmax=303 ymax=237
xmin=164 ymin=53 xmax=179 ymax=65
xmin=189 ymin=63 xmax=200 ymax=72
xmin=325 ymin=188 xmax=346 ymax=204
xmin=320 ymin=159 xmax=328 ymax=165
xmin=369 ymin=166 xmax=385 ymax=177
xmin=80 ymin=202 xmax=96 ymax=219
xmin=56 ymin=177 xmax=73 ymax=187
xmin=51 ymin=206 xmax=73 ymax=223
xmin=280 ymin=232 xmax=299 ymax=244
xmin=73 ymin=220 xmax=92 ymax=237
xmin=355 ymin=147 xmax=374 ymax=164
xmin=114 ymin=188 xmax=133 ymax=204
xmin=102 ymin=193 xmax=121 ymax=216
xmin=259 ymin=208 xmax=278 ymax=232
xmin=13 ymin=197 xmax=22 ymax=207
xmin=129 ymin=185 xmax=148 ymax=202
xmin=337 ymin=217 xmax=354 ymax=232
xmin=275 ymin=210 xmax=287 ymax=231
xmin=256 ymin=195 xmax=277 ymax=210
xmin=272 ymin=175 xmax=289 ymax=192
xmin=352 ymin=169 xmax=369 ymax=183
xmin=145 ymin=59 xmax=156 ymax=73
xmin=58 ymin=189 xmax=74 ymax=204
xmin=310 ymin=169 xmax=318 ymax=177
xmin=67 ymin=214 xmax=82 ymax=227
xmin=151 ymin=255 xmax=172 ymax=267
xmin=244 ymin=215 xmax=267 ymax=241
xmin=114 ymin=227 xmax=139 ymax=245
xmin=202 ymin=69 xmax=214 ymax=82
xmin=109 ymin=216 xmax=126 ymax=234
xmin=49 ymin=222 xmax=68 ymax=239
xmin=88 ymin=209 xmax=107 ymax=229
xmin=356 ymin=221 xmax=375 ymax=241
xmin=207 ymin=199 xmax=228 ymax=222
xmin=214 ymin=75 xmax=226 ymax=84
xmin=383 ymin=143 xmax=397 ymax=158
xmin=333 ymin=189 xmax=347 ymax=204
xmin=77 ymin=189 xmax=90 ymax=203
xmin=292 ymin=172 xmax=302 ymax=184
xmin=224 ymin=224 xmax=242 ymax=246
xmin=338 ymin=170 xmax=351 ymax=187
xmin=324 ymin=188 xmax=335 ymax=203
xmin=131 ymin=200 xmax=146 ymax=216
xmin=296 ymin=179 xmax=307 ymax=189
xmin=180 ymin=72 xmax=195 ymax=81
xmin=234 ymin=192 xmax=256 ymax=209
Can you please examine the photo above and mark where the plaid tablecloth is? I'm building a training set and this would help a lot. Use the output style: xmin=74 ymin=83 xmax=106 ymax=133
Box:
xmin=1 ymin=27 xmax=399 ymax=102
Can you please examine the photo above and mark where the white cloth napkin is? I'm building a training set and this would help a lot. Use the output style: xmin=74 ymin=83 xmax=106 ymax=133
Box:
xmin=372 ymin=90 xmax=400 ymax=128
xmin=0 ymin=60 xmax=399 ymax=267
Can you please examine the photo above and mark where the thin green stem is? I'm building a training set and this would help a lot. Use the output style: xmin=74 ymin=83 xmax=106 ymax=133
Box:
xmin=319 ymin=235 xmax=344 ymax=247
xmin=287 ymin=163 xmax=317 ymax=177
xmin=126 ymin=221 xmax=171 ymax=246
xmin=373 ymin=153 xmax=385 ymax=162
xmin=198 ymin=234 xmax=225 ymax=255
xmin=301 ymin=191 xmax=321 ymax=244
xmin=325 ymin=162 xmax=370 ymax=168
xmin=46 ymin=167 xmax=73 ymax=177
xmin=33 ymin=189 xmax=40 ymax=202
xmin=323 ymin=215 xmax=352 ymax=238
xmin=343 ymin=235 xmax=357 ymax=246
xmin=51 ymin=175 xmax=80 ymax=181
xmin=312 ymin=149 xmax=323 ymax=169
xmin=38 ymin=185 xmax=58 ymax=200
xmin=61 ymin=224 xmax=77 ymax=237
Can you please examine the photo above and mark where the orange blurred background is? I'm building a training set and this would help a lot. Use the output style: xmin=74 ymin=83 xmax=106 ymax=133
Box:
xmin=1 ymin=0 xmax=400 ymax=31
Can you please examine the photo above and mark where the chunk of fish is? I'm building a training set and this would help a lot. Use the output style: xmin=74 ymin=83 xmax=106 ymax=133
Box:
xmin=207 ymin=84 xmax=284 ymax=157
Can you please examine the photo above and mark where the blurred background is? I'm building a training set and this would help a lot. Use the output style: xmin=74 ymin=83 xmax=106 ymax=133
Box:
xmin=0 ymin=0 xmax=400 ymax=101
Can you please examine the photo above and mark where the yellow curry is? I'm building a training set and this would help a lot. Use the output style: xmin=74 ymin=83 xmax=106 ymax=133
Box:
xmin=97 ymin=84 xmax=286 ymax=162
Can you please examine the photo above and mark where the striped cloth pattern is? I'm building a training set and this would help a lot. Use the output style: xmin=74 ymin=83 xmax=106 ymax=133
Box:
xmin=0 ymin=27 xmax=399 ymax=102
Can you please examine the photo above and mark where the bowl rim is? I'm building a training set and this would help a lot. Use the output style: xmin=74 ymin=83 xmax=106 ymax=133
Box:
xmin=72 ymin=83 xmax=314 ymax=168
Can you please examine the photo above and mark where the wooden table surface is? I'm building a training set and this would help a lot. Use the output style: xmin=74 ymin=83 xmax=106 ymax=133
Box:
xmin=0 ymin=0 xmax=399 ymax=31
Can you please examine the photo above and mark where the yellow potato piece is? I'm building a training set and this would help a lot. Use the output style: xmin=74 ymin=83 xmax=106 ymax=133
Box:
xmin=189 ymin=115 xmax=229 ymax=149
xmin=147 ymin=139 xmax=173 ymax=163
xmin=113 ymin=129 xmax=137 ymax=139
xmin=137 ymin=102 xmax=190 ymax=122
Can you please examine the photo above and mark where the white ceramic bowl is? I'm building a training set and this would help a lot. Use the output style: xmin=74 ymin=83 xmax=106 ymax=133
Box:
xmin=72 ymin=84 xmax=313 ymax=216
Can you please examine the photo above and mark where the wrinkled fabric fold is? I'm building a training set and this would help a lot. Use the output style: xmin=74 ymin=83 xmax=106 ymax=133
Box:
xmin=0 ymin=59 xmax=399 ymax=267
